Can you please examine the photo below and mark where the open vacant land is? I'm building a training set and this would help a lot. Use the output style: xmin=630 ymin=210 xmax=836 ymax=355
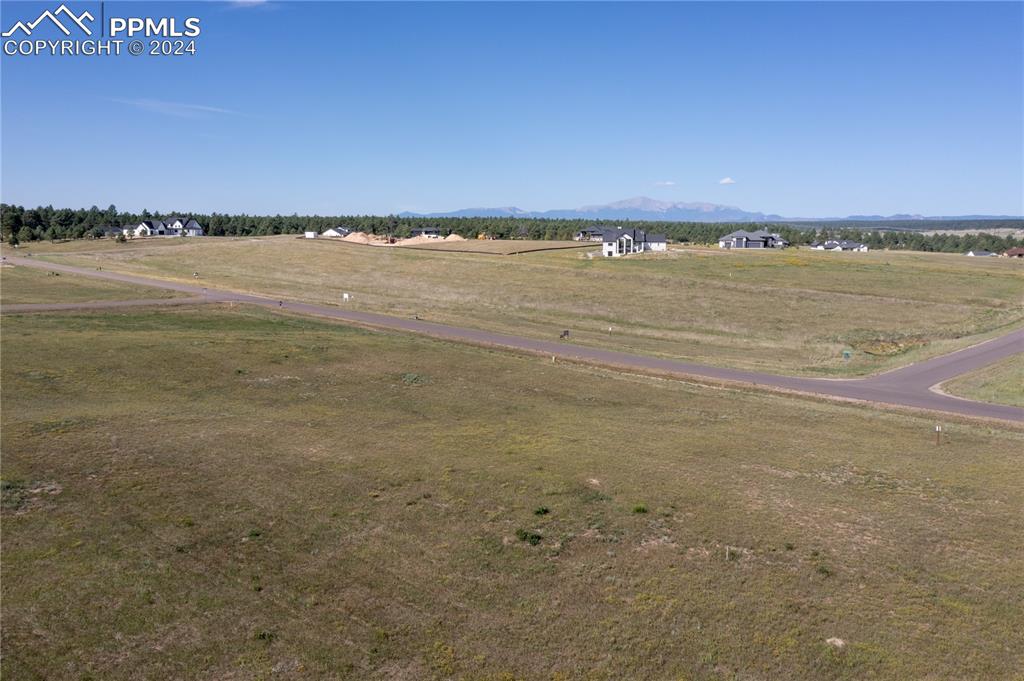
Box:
xmin=0 ymin=264 xmax=182 ymax=306
xmin=395 ymin=240 xmax=593 ymax=255
xmin=2 ymin=274 xmax=1024 ymax=678
xmin=13 ymin=237 xmax=1023 ymax=377
xmin=942 ymin=354 xmax=1024 ymax=407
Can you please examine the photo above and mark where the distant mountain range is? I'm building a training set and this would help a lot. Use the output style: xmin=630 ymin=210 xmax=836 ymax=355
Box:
xmin=399 ymin=197 xmax=1021 ymax=223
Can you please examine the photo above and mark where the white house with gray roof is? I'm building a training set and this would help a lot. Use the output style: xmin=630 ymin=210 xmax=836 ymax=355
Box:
xmin=132 ymin=217 xmax=204 ymax=238
xmin=810 ymin=239 xmax=868 ymax=252
xmin=321 ymin=226 xmax=351 ymax=237
xmin=601 ymin=228 xmax=667 ymax=257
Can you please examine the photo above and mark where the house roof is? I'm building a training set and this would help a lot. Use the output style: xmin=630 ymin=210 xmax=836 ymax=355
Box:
xmin=601 ymin=227 xmax=667 ymax=244
xmin=966 ymin=250 xmax=995 ymax=256
xmin=157 ymin=217 xmax=202 ymax=229
xmin=1004 ymin=247 xmax=1024 ymax=256
xmin=602 ymin=227 xmax=646 ymax=242
xmin=811 ymin=238 xmax=868 ymax=249
xmin=720 ymin=229 xmax=773 ymax=241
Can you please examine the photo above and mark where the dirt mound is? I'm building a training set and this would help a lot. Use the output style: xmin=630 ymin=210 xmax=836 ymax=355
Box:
xmin=444 ymin=233 xmax=466 ymax=241
xmin=342 ymin=232 xmax=372 ymax=244
xmin=396 ymin=235 xmax=436 ymax=246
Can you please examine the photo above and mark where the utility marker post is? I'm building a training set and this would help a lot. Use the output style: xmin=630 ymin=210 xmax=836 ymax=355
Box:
xmin=935 ymin=424 xmax=942 ymax=446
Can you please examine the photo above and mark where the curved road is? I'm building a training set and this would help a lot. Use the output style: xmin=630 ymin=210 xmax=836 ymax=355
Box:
xmin=5 ymin=255 xmax=1022 ymax=422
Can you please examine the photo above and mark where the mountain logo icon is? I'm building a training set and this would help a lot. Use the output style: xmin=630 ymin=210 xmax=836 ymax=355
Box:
xmin=2 ymin=4 xmax=95 ymax=37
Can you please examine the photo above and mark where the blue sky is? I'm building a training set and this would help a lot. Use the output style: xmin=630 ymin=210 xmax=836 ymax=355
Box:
xmin=1 ymin=1 xmax=1021 ymax=216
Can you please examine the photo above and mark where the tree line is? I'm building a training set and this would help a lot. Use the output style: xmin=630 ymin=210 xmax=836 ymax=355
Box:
xmin=2 ymin=203 xmax=1021 ymax=254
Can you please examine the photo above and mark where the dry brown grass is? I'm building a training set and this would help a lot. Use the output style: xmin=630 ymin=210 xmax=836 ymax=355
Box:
xmin=941 ymin=353 xmax=1024 ymax=407
xmin=0 ymin=263 xmax=182 ymax=305
xmin=2 ymin=299 xmax=1023 ymax=679
xmin=8 ymin=237 xmax=1024 ymax=378
xmin=395 ymin=239 xmax=593 ymax=255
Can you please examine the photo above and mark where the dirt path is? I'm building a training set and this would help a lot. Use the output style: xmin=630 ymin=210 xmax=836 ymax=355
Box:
xmin=4 ymin=255 xmax=1022 ymax=422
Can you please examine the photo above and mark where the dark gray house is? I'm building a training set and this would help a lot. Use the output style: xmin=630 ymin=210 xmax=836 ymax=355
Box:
xmin=574 ymin=226 xmax=605 ymax=242
xmin=718 ymin=230 xmax=786 ymax=249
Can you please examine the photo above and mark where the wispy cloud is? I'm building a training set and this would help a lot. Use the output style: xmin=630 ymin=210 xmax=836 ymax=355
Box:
xmin=718 ymin=177 xmax=736 ymax=185
xmin=111 ymin=98 xmax=238 ymax=119
xmin=654 ymin=180 xmax=676 ymax=187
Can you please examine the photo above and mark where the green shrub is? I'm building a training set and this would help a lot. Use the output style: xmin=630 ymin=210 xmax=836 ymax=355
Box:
xmin=534 ymin=506 xmax=550 ymax=516
xmin=1 ymin=479 xmax=27 ymax=511
xmin=632 ymin=504 xmax=648 ymax=514
xmin=515 ymin=529 xmax=542 ymax=546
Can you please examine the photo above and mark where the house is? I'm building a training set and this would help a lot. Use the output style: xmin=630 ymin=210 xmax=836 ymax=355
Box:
xmin=132 ymin=217 xmax=205 ymax=237
xmin=410 ymin=226 xmax=442 ymax=239
xmin=718 ymin=230 xmax=787 ymax=249
xmin=304 ymin=231 xmax=318 ymax=239
xmin=810 ymin=239 xmax=869 ymax=252
xmin=965 ymin=250 xmax=997 ymax=257
xmin=1003 ymin=247 xmax=1024 ymax=258
xmin=98 ymin=225 xmax=124 ymax=238
xmin=164 ymin=217 xmax=205 ymax=237
xmin=601 ymin=228 xmax=667 ymax=257
xmin=574 ymin=227 xmax=604 ymax=242
xmin=133 ymin=220 xmax=164 ymax=237
xmin=321 ymin=226 xmax=351 ymax=238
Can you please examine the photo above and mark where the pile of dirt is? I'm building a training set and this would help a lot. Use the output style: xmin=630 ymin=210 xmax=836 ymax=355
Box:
xmin=342 ymin=232 xmax=372 ymax=244
xmin=396 ymin=235 xmax=436 ymax=246
xmin=444 ymin=233 xmax=466 ymax=241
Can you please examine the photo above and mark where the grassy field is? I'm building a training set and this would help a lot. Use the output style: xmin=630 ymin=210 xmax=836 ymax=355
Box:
xmin=395 ymin=240 xmax=593 ymax=255
xmin=2 ymin=291 xmax=1023 ymax=678
xmin=6 ymin=238 xmax=1024 ymax=378
xmin=0 ymin=263 xmax=182 ymax=305
xmin=942 ymin=354 xmax=1024 ymax=407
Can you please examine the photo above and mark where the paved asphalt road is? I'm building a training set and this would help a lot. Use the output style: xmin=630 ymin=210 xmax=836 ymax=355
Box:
xmin=5 ymin=255 xmax=1022 ymax=422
